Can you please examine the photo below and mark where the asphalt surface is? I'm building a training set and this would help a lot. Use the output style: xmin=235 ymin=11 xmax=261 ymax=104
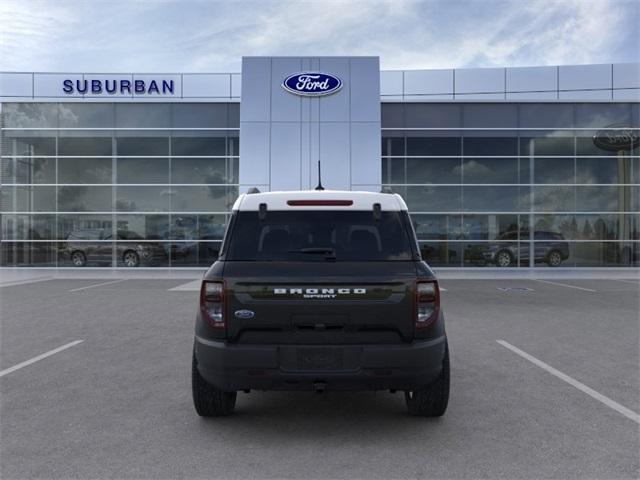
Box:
xmin=1 ymin=276 xmax=639 ymax=479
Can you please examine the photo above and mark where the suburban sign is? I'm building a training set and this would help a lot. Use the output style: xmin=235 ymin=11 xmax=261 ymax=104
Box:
xmin=62 ymin=78 xmax=176 ymax=95
xmin=282 ymin=72 xmax=342 ymax=96
xmin=593 ymin=126 xmax=640 ymax=152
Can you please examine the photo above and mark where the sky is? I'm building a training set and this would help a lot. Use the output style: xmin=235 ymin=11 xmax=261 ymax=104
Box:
xmin=0 ymin=0 xmax=638 ymax=73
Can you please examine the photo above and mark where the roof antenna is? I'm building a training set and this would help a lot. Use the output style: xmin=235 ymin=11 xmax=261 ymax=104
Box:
xmin=315 ymin=160 xmax=325 ymax=191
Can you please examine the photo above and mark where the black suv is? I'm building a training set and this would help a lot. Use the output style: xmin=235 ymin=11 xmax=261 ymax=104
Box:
xmin=192 ymin=190 xmax=449 ymax=417
xmin=466 ymin=230 xmax=570 ymax=267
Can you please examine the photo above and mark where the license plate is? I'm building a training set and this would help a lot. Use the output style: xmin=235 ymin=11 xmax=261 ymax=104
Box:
xmin=297 ymin=348 xmax=343 ymax=370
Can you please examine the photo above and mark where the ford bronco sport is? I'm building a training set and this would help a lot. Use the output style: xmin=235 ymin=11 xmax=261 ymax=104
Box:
xmin=192 ymin=190 xmax=449 ymax=416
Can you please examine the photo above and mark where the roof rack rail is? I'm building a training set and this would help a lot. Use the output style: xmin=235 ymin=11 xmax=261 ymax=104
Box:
xmin=247 ymin=187 xmax=261 ymax=194
xmin=380 ymin=186 xmax=394 ymax=194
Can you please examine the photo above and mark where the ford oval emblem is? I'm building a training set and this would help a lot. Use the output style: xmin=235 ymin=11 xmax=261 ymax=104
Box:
xmin=282 ymin=72 xmax=342 ymax=97
xmin=234 ymin=309 xmax=255 ymax=319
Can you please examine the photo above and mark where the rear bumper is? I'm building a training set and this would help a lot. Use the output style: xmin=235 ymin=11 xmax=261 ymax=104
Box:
xmin=194 ymin=335 xmax=447 ymax=392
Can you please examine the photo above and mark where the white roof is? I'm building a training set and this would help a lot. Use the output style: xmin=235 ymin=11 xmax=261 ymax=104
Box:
xmin=233 ymin=190 xmax=408 ymax=211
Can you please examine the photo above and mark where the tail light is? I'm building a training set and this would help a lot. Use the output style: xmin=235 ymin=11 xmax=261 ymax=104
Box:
xmin=415 ymin=280 xmax=440 ymax=329
xmin=200 ymin=280 xmax=225 ymax=329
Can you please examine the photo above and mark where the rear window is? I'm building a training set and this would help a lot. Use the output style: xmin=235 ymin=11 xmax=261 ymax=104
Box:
xmin=225 ymin=211 xmax=415 ymax=261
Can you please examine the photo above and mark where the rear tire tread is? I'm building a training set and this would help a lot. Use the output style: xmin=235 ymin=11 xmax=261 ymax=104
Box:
xmin=192 ymin=354 xmax=237 ymax=417
xmin=405 ymin=343 xmax=450 ymax=417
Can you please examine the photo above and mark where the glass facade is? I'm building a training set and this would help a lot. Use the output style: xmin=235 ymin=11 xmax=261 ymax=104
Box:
xmin=382 ymin=103 xmax=640 ymax=267
xmin=0 ymin=103 xmax=239 ymax=267
xmin=1 ymin=101 xmax=638 ymax=268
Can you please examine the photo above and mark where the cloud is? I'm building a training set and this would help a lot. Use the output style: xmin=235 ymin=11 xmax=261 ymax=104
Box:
xmin=0 ymin=0 xmax=637 ymax=72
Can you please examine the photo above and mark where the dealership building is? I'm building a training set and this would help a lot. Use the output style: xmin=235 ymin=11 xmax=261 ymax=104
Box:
xmin=0 ymin=57 xmax=638 ymax=268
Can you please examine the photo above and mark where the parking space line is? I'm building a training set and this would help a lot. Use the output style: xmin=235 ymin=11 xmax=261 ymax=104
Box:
xmin=532 ymin=279 xmax=596 ymax=292
xmin=0 ymin=340 xmax=84 ymax=378
xmin=497 ymin=340 xmax=640 ymax=425
xmin=68 ymin=279 xmax=126 ymax=292
xmin=611 ymin=279 xmax=640 ymax=285
xmin=0 ymin=276 xmax=53 ymax=288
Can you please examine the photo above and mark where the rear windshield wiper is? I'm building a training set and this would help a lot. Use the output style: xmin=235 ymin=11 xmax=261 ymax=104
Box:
xmin=288 ymin=247 xmax=337 ymax=260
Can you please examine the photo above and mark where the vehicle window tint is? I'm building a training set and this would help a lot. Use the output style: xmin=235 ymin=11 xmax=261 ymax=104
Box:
xmin=226 ymin=211 xmax=414 ymax=261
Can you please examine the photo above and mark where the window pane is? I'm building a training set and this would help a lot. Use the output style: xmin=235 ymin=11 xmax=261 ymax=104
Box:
xmin=381 ymin=157 xmax=406 ymax=184
xmin=576 ymin=186 xmax=626 ymax=212
xmin=117 ymin=137 xmax=168 ymax=156
xmin=115 ymin=104 xmax=170 ymax=128
xmin=116 ymin=215 xmax=169 ymax=240
xmin=170 ymin=186 xmax=237 ymax=212
xmin=171 ymin=104 xmax=228 ymax=128
xmin=518 ymin=104 xmax=573 ymax=128
xmin=463 ymin=186 xmax=528 ymax=212
xmin=463 ymin=137 xmax=518 ymax=156
xmin=0 ymin=186 xmax=56 ymax=212
xmin=462 ymin=214 xmax=522 ymax=240
xmin=3 ymin=104 xmax=58 ymax=128
xmin=411 ymin=214 xmax=462 ymax=240
xmin=1 ymin=214 xmax=55 ymax=240
xmin=58 ymin=214 xmax=113 ymax=240
xmin=59 ymin=158 xmax=112 ymax=183
xmin=381 ymin=136 xmax=404 ymax=156
xmin=58 ymin=104 xmax=114 ymax=128
xmin=571 ymin=242 xmax=639 ymax=267
xmin=419 ymin=242 xmax=462 ymax=266
xmin=171 ymin=137 xmax=226 ymax=156
xmin=58 ymin=186 xmax=112 ymax=212
xmin=117 ymin=158 xmax=169 ymax=184
xmin=405 ymin=104 xmax=461 ymax=128
xmin=576 ymin=157 xmax=628 ymax=184
xmin=534 ymin=186 xmax=575 ymax=211
xmin=171 ymin=158 xmax=230 ymax=184
xmin=406 ymin=158 xmax=461 ymax=184
xmin=534 ymin=158 xmax=575 ymax=184
xmin=394 ymin=186 xmax=462 ymax=212
xmin=574 ymin=104 xmax=632 ymax=128
xmin=59 ymin=137 xmax=112 ymax=156
xmin=520 ymin=136 xmax=574 ymax=156
xmin=462 ymin=158 xmax=519 ymax=184
xmin=12 ymin=137 xmax=56 ymax=156
xmin=2 ymin=157 xmax=56 ymax=184
xmin=116 ymin=186 xmax=170 ymax=212
xmin=406 ymin=137 xmax=461 ymax=156
xmin=1 ymin=242 xmax=59 ymax=266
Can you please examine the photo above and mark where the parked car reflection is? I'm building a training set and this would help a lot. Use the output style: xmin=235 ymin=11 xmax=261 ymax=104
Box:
xmin=63 ymin=229 xmax=167 ymax=267
xmin=465 ymin=231 xmax=570 ymax=267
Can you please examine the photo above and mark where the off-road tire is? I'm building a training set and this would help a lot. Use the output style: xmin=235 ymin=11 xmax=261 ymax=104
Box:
xmin=192 ymin=354 xmax=237 ymax=417
xmin=405 ymin=343 xmax=450 ymax=417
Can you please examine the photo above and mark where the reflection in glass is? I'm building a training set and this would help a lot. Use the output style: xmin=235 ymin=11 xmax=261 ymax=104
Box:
xmin=116 ymin=187 xmax=170 ymax=212
xmin=534 ymin=186 xmax=575 ymax=212
xmin=406 ymin=158 xmax=461 ymax=184
xmin=394 ymin=186 xmax=462 ymax=212
xmin=117 ymin=158 xmax=169 ymax=184
xmin=0 ymin=242 xmax=59 ymax=266
xmin=462 ymin=158 xmax=519 ymax=184
xmin=172 ymin=137 xmax=226 ymax=156
xmin=411 ymin=214 xmax=462 ymax=240
xmin=2 ymin=157 xmax=56 ymax=184
xmin=0 ymin=215 xmax=55 ymax=240
xmin=58 ymin=186 xmax=112 ymax=212
xmin=115 ymin=215 xmax=169 ymax=240
xmin=58 ymin=137 xmax=112 ymax=156
xmin=59 ymin=158 xmax=112 ymax=183
xmin=58 ymin=214 xmax=113 ymax=240
xmin=419 ymin=242 xmax=462 ymax=266
xmin=170 ymin=186 xmax=237 ymax=212
xmin=1 ymin=186 xmax=56 ymax=212
xmin=463 ymin=186 xmax=528 ymax=212
xmin=171 ymin=158 xmax=227 ymax=184
xmin=533 ymin=157 xmax=575 ymax=184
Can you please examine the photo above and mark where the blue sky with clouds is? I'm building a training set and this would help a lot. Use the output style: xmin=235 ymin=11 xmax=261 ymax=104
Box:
xmin=0 ymin=0 xmax=638 ymax=72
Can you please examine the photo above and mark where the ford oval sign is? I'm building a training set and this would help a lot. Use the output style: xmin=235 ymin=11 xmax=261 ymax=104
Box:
xmin=593 ymin=125 xmax=640 ymax=152
xmin=282 ymin=72 xmax=342 ymax=97
xmin=234 ymin=309 xmax=255 ymax=320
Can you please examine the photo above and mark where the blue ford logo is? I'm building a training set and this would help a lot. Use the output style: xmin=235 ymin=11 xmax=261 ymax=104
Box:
xmin=234 ymin=309 xmax=255 ymax=319
xmin=282 ymin=72 xmax=342 ymax=97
